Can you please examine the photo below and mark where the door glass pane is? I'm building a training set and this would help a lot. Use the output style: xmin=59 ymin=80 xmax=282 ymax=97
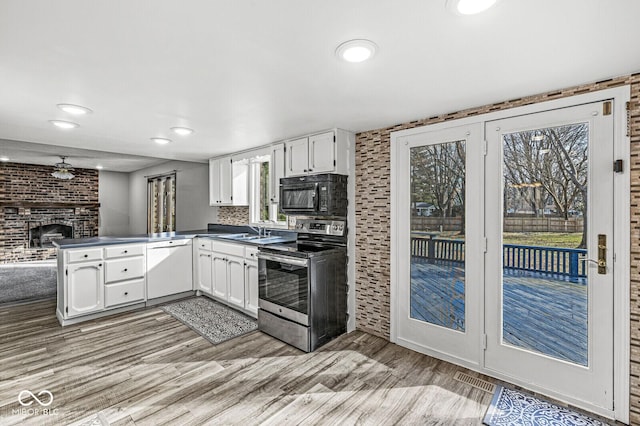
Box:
xmin=410 ymin=140 xmax=466 ymax=332
xmin=502 ymin=123 xmax=588 ymax=366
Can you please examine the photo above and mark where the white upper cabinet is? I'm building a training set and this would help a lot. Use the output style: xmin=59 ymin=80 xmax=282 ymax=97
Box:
xmin=209 ymin=156 xmax=248 ymax=206
xmin=284 ymin=129 xmax=351 ymax=177
xmin=308 ymin=131 xmax=336 ymax=174
xmin=270 ymin=143 xmax=285 ymax=204
xmin=286 ymin=137 xmax=310 ymax=177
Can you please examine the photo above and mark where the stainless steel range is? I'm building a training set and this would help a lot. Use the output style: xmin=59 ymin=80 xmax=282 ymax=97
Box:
xmin=257 ymin=218 xmax=347 ymax=352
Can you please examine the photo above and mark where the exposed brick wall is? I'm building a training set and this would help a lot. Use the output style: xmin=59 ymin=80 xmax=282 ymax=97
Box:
xmin=355 ymin=74 xmax=640 ymax=421
xmin=0 ymin=162 xmax=99 ymax=263
xmin=217 ymin=206 xmax=250 ymax=225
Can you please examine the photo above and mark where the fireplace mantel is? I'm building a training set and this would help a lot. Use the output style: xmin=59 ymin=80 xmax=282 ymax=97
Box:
xmin=0 ymin=202 xmax=100 ymax=208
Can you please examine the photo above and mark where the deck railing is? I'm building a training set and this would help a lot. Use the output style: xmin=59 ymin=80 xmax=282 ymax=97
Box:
xmin=411 ymin=236 xmax=587 ymax=280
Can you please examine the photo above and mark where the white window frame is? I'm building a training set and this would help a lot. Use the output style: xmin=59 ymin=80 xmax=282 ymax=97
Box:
xmin=248 ymin=155 xmax=287 ymax=228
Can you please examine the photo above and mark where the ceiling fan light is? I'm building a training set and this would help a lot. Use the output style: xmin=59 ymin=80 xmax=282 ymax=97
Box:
xmin=51 ymin=156 xmax=75 ymax=179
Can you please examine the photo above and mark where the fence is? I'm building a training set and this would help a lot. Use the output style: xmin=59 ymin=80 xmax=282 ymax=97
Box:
xmin=411 ymin=236 xmax=587 ymax=281
xmin=411 ymin=216 xmax=584 ymax=233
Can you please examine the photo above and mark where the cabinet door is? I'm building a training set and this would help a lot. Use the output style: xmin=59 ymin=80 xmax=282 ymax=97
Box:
xmin=232 ymin=160 xmax=249 ymax=206
xmin=212 ymin=255 xmax=228 ymax=299
xmin=270 ymin=143 xmax=285 ymax=204
xmin=195 ymin=248 xmax=213 ymax=294
xmin=219 ymin=157 xmax=233 ymax=204
xmin=227 ymin=255 xmax=245 ymax=309
xmin=285 ymin=137 xmax=309 ymax=177
xmin=308 ymin=131 xmax=335 ymax=174
xmin=245 ymin=260 xmax=259 ymax=317
xmin=67 ymin=261 xmax=103 ymax=317
xmin=209 ymin=158 xmax=221 ymax=205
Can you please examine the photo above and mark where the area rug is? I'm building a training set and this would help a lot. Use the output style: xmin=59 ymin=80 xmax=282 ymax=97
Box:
xmin=483 ymin=386 xmax=608 ymax=426
xmin=161 ymin=297 xmax=257 ymax=345
xmin=0 ymin=261 xmax=57 ymax=304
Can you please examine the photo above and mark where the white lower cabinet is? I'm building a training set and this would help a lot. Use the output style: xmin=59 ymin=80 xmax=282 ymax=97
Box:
xmin=227 ymin=255 xmax=245 ymax=309
xmin=244 ymin=256 xmax=259 ymax=317
xmin=195 ymin=246 xmax=213 ymax=295
xmin=104 ymin=244 xmax=146 ymax=307
xmin=59 ymin=244 xmax=146 ymax=323
xmin=66 ymin=260 xmax=104 ymax=317
xmin=195 ymin=240 xmax=258 ymax=318
xmin=105 ymin=278 xmax=145 ymax=308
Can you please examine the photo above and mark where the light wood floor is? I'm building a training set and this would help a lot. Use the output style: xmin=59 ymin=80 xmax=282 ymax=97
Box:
xmin=0 ymin=300 xmax=495 ymax=425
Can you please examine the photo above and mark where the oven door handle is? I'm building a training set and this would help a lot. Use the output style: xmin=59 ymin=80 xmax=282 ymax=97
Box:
xmin=257 ymin=252 xmax=309 ymax=267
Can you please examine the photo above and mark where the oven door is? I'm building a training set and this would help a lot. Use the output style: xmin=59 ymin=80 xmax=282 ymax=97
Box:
xmin=280 ymin=183 xmax=318 ymax=214
xmin=258 ymin=252 xmax=310 ymax=326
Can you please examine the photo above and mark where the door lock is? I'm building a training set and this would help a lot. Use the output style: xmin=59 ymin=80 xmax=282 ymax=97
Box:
xmin=578 ymin=234 xmax=607 ymax=274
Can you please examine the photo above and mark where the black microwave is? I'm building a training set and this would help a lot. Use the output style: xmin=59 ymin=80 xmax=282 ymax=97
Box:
xmin=279 ymin=174 xmax=348 ymax=216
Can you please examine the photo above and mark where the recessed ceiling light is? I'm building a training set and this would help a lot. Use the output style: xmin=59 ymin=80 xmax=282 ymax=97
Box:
xmin=0 ymin=156 xmax=9 ymax=162
xmin=446 ymin=0 xmax=498 ymax=15
xmin=57 ymin=104 xmax=92 ymax=115
xmin=171 ymin=127 xmax=194 ymax=136
xmin=96 ymin=165 xmax=104 ymax=170
xmin=151 ymin=138 xmax=171 ymax=145
xmin=335 ymin=39 xmax=378 ymax=63
xmin=50 ymin=120 xmax=79 ymax=129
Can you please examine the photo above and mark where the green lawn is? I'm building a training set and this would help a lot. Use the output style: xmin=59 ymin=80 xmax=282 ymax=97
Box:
xmin=502 ymin=232 xmax=583 ymax=249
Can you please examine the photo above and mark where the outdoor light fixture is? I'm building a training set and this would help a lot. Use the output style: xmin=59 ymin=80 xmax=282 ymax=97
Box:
xmin=446 ymin=0 xmax=499 ymax=15
xmin=51 ymin=156 xmax=75 ymax=180
xmin=335 ymin=39 xmax=378 ymax=63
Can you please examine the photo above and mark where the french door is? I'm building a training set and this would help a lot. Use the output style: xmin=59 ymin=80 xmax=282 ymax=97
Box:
xmin=393 ymin=99 xmax=618 ymax=414
xmin=485 ymin=102 xmax=614 ymax=410
xmin=394 ymin=123 xmax=484 ymax=365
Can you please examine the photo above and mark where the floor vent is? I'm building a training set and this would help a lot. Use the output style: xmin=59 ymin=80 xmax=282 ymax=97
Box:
xmin=453 ymin=371 xmax=496 ymax=393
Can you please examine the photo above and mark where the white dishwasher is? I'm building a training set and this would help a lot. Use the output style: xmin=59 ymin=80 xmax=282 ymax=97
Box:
xmin=146 ymin=239 xmax=193 ymax=299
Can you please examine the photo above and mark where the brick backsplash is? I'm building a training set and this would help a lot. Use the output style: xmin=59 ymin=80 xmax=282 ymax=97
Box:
xmin=0 ymin=162 xmax=99 ymax=263
xmin=355 ymin=74 xmax=640 ymax=422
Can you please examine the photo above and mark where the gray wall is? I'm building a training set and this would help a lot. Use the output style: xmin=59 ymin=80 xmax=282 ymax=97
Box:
xmin=98 ymin=170 xmax=130 ymax=236
xmin=129 ymin=160 xmax=218 ymax=233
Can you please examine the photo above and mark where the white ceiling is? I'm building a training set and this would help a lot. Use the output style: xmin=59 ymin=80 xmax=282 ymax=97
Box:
xmin=1 ymin=0 xmax=639 ymax=170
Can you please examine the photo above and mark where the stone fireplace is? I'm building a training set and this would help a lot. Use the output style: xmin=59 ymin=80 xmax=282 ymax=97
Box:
xmin=0 ymin=162 xmax=99 ymax=263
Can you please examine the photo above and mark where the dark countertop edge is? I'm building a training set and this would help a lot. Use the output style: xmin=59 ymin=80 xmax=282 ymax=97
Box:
xmin=53 ymin=229 xmax=296 ymax=249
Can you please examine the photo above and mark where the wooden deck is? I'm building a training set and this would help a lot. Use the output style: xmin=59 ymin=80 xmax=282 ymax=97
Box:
xmin=411 ymin=259 xmax=587 ymax=365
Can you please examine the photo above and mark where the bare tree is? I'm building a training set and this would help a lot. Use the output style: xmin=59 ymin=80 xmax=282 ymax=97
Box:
xmin=411 ymin=140 xmax=466 ymax=234
xmin=502 ymin=123 xmax=588 ymax=247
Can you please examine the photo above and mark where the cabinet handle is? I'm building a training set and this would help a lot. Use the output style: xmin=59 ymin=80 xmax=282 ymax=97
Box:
xmin=123 ymin=250 xmax=128 ymax=254
xmin=308 ymin=169 xmax=313 ymax=172
xmin=98 ymin=263 xmax=102 ymax=267
xmin=303 ymin=169 xmax=308 ymax=172
xmin=124 ymin=292 xmax=128 ymax=296
xmin=84 ymin=254 xmax=88 ymax=258
xmin=123 ymin=268 xmax=128 ymax=272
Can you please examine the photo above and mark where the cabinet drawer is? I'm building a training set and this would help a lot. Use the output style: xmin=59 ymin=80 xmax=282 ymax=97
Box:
xmin=67 ymin=248 xmax=103 ymax=263
xmin=245 ymin=246 xmax=259 ymax=261
xmin=196 ymin=238 xmax=213 ymax=251
xmin=212 ymin=241 xmax=245 ymax=257
xmin=104 ymin=279 xmax=145 ymax=307
xmin=105 ymin=257 xmax=145 ymax=283
xmin=105 ymin=244 xmax=145 ymax=259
